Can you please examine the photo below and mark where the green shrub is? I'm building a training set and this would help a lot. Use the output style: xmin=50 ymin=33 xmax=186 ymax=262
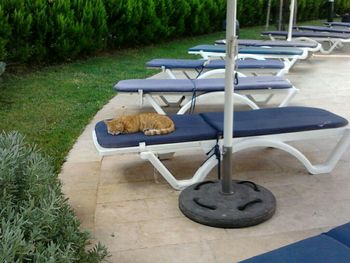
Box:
xmin=0 ymin=6 xmax=11 ymax=60
xmin=0 ymin=0 xmax=107 ymax=63
xmin=1 ymin=0 xmax=350 ymax=63
xmin=25 ymin=0 xmax=50 ymax=62
xmin=167 ymin=0 xmax=191 ymax=36
xmin=0 ymin=132 xmax=109 ymax=262
xmin=2 ymin=0 xmax=33 ymax=62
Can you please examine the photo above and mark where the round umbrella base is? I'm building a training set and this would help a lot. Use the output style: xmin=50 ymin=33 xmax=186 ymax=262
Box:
xmin=179 ymin=180 xmax=276 ymax=228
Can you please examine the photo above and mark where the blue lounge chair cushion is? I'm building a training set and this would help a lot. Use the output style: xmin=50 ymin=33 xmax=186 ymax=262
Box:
xmin=262 ymin=31 xmax=350 ymax=39
xmin=200 ymin=107 xmax=348 ymax=137
xmin=146 ymin=58 xmax=284 ymax=70
xmin=240 ymin=39 xmax=318 ymax=48
xmin=146 ymin=59 xmax=207 ymax=70
xmin=240 ymin=222 xmax=350 ymax=262
xmin=115 ymin=76 xmax=292 ymax=93
xmin=188 ymin=45 xmax=303 ymax=56
xmin=94 ymin=114 xmax=218 ymax=148
xmin=326 ymin=222 xmax=350 ymax=247
xmin=215 ymin=39 xmax=318 ymax=48
xmin=206 ymin=59 xmax=284 ymax=69
xmin=295 ymin=25 xmax=350 ymax=34
xmin=242 ymin=47 xmax=303 ymax=56
xmin=325 ymin=22 xmax=350 ymax=27
xmin=240 ymin=235 xmax=350 ymax=263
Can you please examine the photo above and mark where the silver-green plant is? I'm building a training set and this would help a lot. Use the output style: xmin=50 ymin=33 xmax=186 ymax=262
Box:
xmin=0 ymin=131 xmax=109 ymax=262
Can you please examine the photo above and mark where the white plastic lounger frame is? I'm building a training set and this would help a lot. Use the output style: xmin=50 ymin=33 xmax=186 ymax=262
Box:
xmin=176 ymin=88 xmax=298 ymax=114
xmin=136 ymin=83 xmax=299 ymax=115
xmin=188 ymin=49 xmax=308 ymax=74
xmin=93 ymin=126 xmax=350 ymax=190
xmin=266 ymin=33 xmax=350 ymax=54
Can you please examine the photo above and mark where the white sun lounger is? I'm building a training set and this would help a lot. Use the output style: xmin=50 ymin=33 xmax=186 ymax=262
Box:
xmin=325 ymin=22 xmax=350 ymax=28
xmin=114 ymin=76 xmax=298 ymax=114
xmin=188 ymin=45 xmax=308 ymax=73
xmin=93 ymin=106 xmax=350 ymax=190
xmin=295 ymin=25 xmax=350 ymax=34
xmin=146 ymin=58 xmax=288 ymax=78
xmin=215 ymin=39 xmax=321 ymax=53
xmin=262 ymin=30 xmax=350 ymax=54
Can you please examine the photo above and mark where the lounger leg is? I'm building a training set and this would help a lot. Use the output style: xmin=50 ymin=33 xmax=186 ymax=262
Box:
xmin=268 ymin=34 xmax=276 ymax=41
xmin=159 ymin=95 xmax=186 ymax=107
xmin=282 ymin=58 xmax=296 ymax=72
xmin=314 ymin=129 xmax=350 ymax=173
xmin=319 ymin=40 xmax=342 ymax=54
xmin=233 ymin=129 xmax=350 ymax=175
xmin=276 ymin=66 xmax=289 ymax=77
xmin=144 ymin=94 xmax=167 ymax=115
xmin=165 ymin=69 xmax=177 ymax=79
xmin=245 ymin=94 xmax=273 ymax=106
xmin=278 ymin=87 xmax=299 ymax=107
xmin=140 ymin=151 xmax=218 ymax=190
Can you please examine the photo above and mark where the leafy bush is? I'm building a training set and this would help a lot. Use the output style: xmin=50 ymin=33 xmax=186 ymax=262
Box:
xmin=0 ymin=132 xmax=108 ymax=262
xmin=0 ymin=5 xmax=11 ymax=61
xmin=1 ymin=0 xmax=350 ymax=63
xmin=0 ymin=0 xmax=108 ymax=63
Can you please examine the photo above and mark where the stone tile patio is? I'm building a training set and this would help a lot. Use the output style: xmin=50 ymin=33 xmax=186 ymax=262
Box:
xmin=59 ymin=49 xmax=350 ymax=262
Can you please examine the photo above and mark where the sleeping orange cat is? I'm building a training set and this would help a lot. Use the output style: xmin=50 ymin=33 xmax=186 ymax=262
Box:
xmin=105 ymin=113 xmax=175 ymax=136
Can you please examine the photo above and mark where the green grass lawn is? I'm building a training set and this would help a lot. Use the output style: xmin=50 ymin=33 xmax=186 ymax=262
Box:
xmin=0 ymin=21 xmax=323 ymax=171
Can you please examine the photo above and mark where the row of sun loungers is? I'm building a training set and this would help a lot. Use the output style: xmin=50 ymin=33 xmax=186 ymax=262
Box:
xmin=91 ymin=20 xmax=350 ymax=261
xmin=262 ymin=24 xmax=350 ymax=54
xmin=93 ymin=22 xmax=350 ymax=192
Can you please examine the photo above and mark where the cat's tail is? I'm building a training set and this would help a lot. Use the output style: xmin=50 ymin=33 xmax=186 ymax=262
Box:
xmin=144 ymin=122 xmax=175 ymax=136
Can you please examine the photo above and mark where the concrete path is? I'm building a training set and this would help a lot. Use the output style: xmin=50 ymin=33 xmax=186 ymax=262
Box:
xmin=59 ymin=51 xmax=350 ymax=262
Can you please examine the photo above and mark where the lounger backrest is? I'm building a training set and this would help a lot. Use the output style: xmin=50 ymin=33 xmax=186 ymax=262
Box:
xmin=189 ymin=45 xmax=303 ymax=55
xmin=200 ymin=107 xmax=348 ymax=137
xmin=145 ymin=58 xmax=285 ymax=70
xmin=146 ymin=59 xmax=206 ymax=70
xmin=114 ymin=76 xmax=292 ymax=93
xmin=295 ymin=25 xmax=350 ymax=34
xmin=261 ymin=31 xmax=350 ymax=39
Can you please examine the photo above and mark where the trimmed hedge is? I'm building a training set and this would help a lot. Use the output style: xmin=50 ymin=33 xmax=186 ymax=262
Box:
xmin=1 ymin=0 xmax=350 ymax=63
xmin=0 ymin=132 xmax=108 ymax=262
xmin=0 ymin=0 xmax=107 ymax=62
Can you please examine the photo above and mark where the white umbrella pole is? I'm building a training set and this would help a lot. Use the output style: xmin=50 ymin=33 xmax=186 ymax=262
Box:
xmin=222 ymin=0 xmax=236 ymax=194
xmin=287 ymin=0 xmax=296 ymax=41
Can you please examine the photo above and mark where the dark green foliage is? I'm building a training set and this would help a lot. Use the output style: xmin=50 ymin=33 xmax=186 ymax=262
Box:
xmin=2 ymin=0 xmax=33 ymax=61
xmin=1 ymin=0 xmax=350 ymax=64
xmin=0 ymin=132 xmax=109 ymax=262
xmin=0 ymin=0 xmax=107 ymax=63
xmin=0 ymin=5 xmax=11 ymax=60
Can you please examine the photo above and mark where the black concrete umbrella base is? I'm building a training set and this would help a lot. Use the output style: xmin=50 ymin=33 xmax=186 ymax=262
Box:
xmin=179 ymin=180 xmax=276 ymax=228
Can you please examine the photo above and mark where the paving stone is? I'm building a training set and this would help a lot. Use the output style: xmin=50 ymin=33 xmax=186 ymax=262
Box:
xmin=110 ymin=242 xmax=216 ymax=263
